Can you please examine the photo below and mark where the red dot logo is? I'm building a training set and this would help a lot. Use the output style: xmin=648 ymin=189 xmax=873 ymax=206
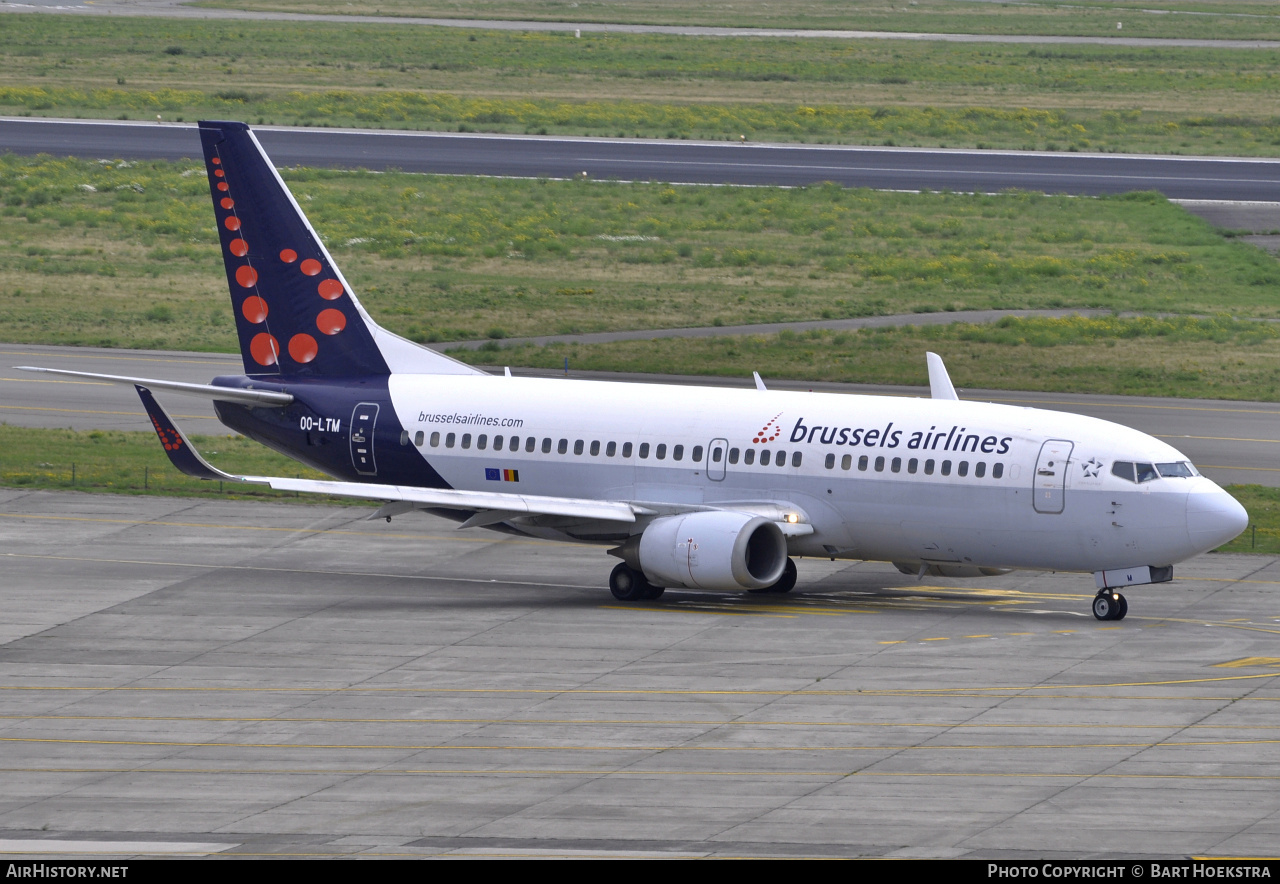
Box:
xmin=217 ymin=181 xmax=228 ymax=192
xmin=317 ymin=278 xmax=343 ymax=300
xmin=220 ymin=197 xmax=234 ymax=209
xmin=300 ymin=258 xmax=322 ymax=276
xmin=279 ymin=249 xmax=297 ymax=263
xmin=229 ymin=238 xmax=249 ymax=257
xmin=250 ymin=333 xmax=279 ymax=366
xmin=288 ymin=333 xmax=318 ymax=364
xmin=316 ymin=308 xmax=346 ymax=335
xmin=224 ymin=216 xmax=241 ymax=231
xmin=235 ymin=265 xmax=258 ymax=288
xmin=214 ymin=169 xmax=225 ymax=178
xmin=212 ymin=157 xmax=221 ymax=165
xmin=241 ymin=295 xmax=268 ymax=324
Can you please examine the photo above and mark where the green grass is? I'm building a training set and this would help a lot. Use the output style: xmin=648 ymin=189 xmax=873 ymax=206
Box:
xmin=190 ymin=0 xmax=1280 ymax=41
xmin=4 ymin=154 xmax=1280 ymax=351
xmin=0 ymin=424 xmax=358 ymax=503
xmin=5 ymin=15 xmax=1280 ymax=153
xmin=456 ymin=316 xmax=1280 ymax=402
xmin=1212 ymin=486 xmax=1280 ymax=554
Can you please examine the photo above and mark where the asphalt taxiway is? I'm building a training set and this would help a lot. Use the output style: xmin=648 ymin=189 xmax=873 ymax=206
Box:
xmin=0 ymin=490 xmax=1278 ymax=858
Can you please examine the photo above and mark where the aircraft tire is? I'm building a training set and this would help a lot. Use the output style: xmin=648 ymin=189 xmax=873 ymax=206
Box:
xmin=609 ymin=563 xmax=650 ymax=602
xmin=1092 ymin=591 xmax=1121 ymax=621
xmin=1114 ymin=593 xmax=1128 ymax=620
xmin=641 ymin=584 xmax=666 ymax=601
xmin=749 ymin=557 xmax=797 ymax=594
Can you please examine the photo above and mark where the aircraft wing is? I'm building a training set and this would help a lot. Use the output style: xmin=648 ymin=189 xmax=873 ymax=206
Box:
xmin=133 ymin=384 xmax=644 ymax=524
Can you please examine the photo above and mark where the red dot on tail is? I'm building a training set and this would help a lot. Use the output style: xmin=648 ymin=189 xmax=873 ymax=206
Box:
xmin=317 ymin=278 xmax=344 ymax=300
xmin=214 ymin=169 xmax=225 ymax=178
xmin=316 ymin=308 xmax=346 ymax=335
xmin=229 ymin=238 xmax=248 ymax=257
xmin=250 ymin=333 xmax=279 ymax=366
xmin=241 ymin=295 xmax=268 ymax=324
xmin=300 ymin=258 xmax=322 ymax=276
xmin=224 ymin=216 xmax=241 ymax=231
xmin=235 ymin=265 xmax=258 ymax=288
xmin=220 ymin=197 xmax=234 ymax=209
xmin=288 ymin=333 xmax=318 ymax=364
xmin=211 ymin=157 xmax=221 ymax=165
xmin=217 ymin=182 xmax=228 ymax=192
xmin=279 ymin=249 xmax=297 ymax=263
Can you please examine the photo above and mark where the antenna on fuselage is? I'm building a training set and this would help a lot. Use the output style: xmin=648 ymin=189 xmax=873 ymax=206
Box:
xmin=926 ymin=352 xmax=958 ymax=401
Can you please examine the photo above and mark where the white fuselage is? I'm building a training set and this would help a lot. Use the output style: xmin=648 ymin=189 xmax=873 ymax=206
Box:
xmin=386 ymin=374 xmax=1245 ymax=574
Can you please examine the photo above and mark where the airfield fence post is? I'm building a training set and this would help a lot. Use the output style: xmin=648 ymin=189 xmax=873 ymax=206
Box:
xmin=70 ymin=463 xmax=75 ymax=486
xmin=1252 ymin=525 xmax=1257 ymax=548
xmin=144 ymin=466 xmax=148 ymax=490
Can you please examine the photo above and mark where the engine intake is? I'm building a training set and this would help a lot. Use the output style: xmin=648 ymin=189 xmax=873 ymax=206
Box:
xmin=618 ymin=512 xmax=788 ymax=591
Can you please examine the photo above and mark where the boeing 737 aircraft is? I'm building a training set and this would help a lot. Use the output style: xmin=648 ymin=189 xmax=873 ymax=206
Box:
xmin=19 ymin=121 xmax=1249 ymax=620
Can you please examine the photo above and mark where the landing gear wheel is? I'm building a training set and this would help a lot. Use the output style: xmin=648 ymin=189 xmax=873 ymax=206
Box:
xmin=1092 ymin=590 xmax=1127 ymax=621
xmin=749 ymin=557 xmax=797 ymax=595
xmin=641 ymin=583 xmax=666 ymax=601
xmin=609 ymin=563 xmax=659 ymax=602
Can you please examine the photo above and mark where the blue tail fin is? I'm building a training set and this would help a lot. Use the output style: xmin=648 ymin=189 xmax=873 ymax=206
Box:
xmin=198 ymin=120 xmax=479 ymax=379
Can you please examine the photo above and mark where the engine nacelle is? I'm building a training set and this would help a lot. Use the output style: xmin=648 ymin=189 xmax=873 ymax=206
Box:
xmin=894 ymin=561 xmax=1013 ymax=578
xmin=633 ymin=512 xmax=789 ymax=591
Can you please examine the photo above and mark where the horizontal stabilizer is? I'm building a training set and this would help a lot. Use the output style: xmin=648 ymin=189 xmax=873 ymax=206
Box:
xmin=136 ymin=385 xmax=239 ymax=481
xmin=18 ymin=366 xmax=292 ymax=406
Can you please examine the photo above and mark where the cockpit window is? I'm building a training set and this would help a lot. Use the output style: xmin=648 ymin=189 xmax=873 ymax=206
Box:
xmin=1136 ymin=462 xmax=1159 ymax=483
xmin=1111 ymin=461 xmax=1135 ymax=482
xmin=1157 ymin=462 xmax=1196 ymax=478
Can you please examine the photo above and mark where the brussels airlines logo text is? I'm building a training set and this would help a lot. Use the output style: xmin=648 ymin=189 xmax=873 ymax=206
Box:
xmin=789 ymin=417 xmax=1012 ymax=454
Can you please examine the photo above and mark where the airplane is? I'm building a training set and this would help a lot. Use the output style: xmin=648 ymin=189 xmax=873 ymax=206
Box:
xmin=18 ymin=120 xmax=1249 ymax=621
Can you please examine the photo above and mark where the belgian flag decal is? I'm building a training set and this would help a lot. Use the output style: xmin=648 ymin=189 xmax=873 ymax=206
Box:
xmin=485 ymin=468 xmax=520 ymax=482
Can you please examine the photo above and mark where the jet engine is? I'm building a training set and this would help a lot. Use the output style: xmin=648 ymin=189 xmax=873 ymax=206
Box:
xmin=617 ymin=512 xmax=789 ymax=591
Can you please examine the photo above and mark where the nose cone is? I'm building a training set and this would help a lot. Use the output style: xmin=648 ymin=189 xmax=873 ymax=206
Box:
xmin=1186 ymin=486 xmax=1249 ymax=551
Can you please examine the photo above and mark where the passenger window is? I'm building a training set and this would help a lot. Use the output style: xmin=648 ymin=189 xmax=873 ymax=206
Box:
xmin=792 ymin=451 xmax=802 ymax=467
xmin=744 ymin=449 xmax=756 ymax=465
xmin=992 ymin=463 xmax=1004 ymax=479
xmin=1136 ymin=462 xmax=1159 ymax=483
xmin=606 ymin=441 xmax=617 ymax=457
xmin=590 ymin=440 xmax=600 ymax=456
xmin=430 ymin=432 xmax=440 ymax=447
xmin=729 ymin=448 xmax=740 ymax=464
xmin=974 ymin=462 xmax=986 ymax=478
xmin=776 ymin=451 xmax=787 ymax=467
xmin=692 ymin=445 xmax=703 ymax=463
xmin=461 ymin=433 xmax=471 ymax=450
xmin=400 ymin=430 xmax=409 ymax=446
xmin=958 ymin=461 xmax=968 ymax=477
xmin=639 ymin=442 xmax=650 ymax=459
xmin=924 ymin=459 xmax=935 ymax=475
xmin=1111 ymin=461 xmax=1135 ymax=483
xmin=941 ymin=460 xmax=952 ymax=476
xmin=558 ymin=439 xmax=568 ymax=455
xmin=477 ymin=434 xmax=487 ymax=450
xmin=760 ymin=449 xmax=770 ymax=465
xmin=526 ymin=436 xmax=537 ymax=453
xmin=445 ymin=432 xmax=456 ymax=448
xmin=573 ymin=439 xmax=584 ymax=455
xmin=622 ymin=442 xmax=633 ymax=458
xmin=825 ymin=453 xmax=836 ymax=470
xmin=858 ymin=455 xmax=868 ymax=471
xmin=673 ymin=445 xmax=683 ymax=461
xmin=656 ymin=444 xmax=667 ymax=460
xmin=841 ymin=454 xmax=852 ymax=470
xmin=711 ymin=447 xmax=721 ymax=463
xmin=891 ymin=457 xmax=901 ymax=473
xmin=907 ymin=458 xmax=918 ymax=474
xmin=414 ymin=431 xmax=425 ymax=447
xmin=541 ymin=437 xmax=552 ymax=453
xmin=874 ymin=456 xmax=885 ymax=472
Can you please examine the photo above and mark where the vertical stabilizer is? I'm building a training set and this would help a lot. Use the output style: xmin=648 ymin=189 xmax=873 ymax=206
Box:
xmin=198 ymin=121 xmax=480 ymax=378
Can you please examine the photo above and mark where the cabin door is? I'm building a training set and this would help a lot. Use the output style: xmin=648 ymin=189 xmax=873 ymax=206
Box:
xmin=706 ymin=438 xmax=728 ymax=481
xmin=349 ymin=402 xmax=380 ymax=476
xmin=1032 ymin=439 xmax=1074 ymax=514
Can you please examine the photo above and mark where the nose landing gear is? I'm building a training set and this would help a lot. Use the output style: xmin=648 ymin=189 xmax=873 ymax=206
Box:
xmin=1092 ymin=590 xmax=1128 ymax=621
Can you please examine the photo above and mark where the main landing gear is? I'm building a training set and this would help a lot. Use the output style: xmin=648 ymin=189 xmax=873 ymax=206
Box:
xmin=1092 ymin=589 xmax=1128 ymax=621
xmin=749 ymin=557 xmax=798 ymax=595
xmin=609 ymin=563 xmax=665 ymax=601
